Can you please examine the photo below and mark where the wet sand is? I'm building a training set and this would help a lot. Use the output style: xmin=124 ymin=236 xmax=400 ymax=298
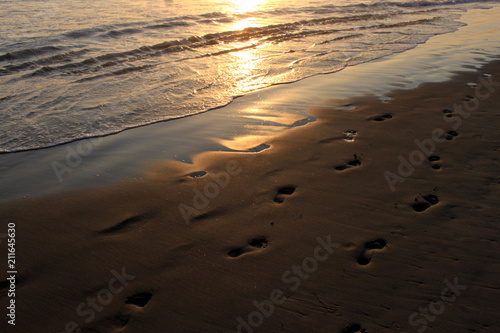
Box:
xmin=2 ymin=4 xmax=500 ymax=203
xmin=1 ymin=58 xmax=499 ymax=333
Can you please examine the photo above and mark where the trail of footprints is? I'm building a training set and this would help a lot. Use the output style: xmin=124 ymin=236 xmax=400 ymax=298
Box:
xmin=219 ymin=89 xmax=474 ymax=332
xmin=49 ymin=88 xmax=483 ymax=332
xmin=226 ymin=186 xmax=298 ymax=259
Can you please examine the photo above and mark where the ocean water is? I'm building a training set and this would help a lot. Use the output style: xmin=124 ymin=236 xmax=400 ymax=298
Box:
xmin=0 ymin=0 xmax=497 ymax=153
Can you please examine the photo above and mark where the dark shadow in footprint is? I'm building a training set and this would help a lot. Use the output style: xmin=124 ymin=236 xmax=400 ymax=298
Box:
xmin=249 ymin=238 xmax=268 ymax=248
xmin=364 ymin=239 xmax=387 ymax=250
xmin=228 ymin=237 xmax=269 ymax=258
xmin=112 ymin=313 xmax=131 ymax=327
xmin=343 ymin=130 xmax=357 ymax=142
xmin=428 ymin=156 xmax=441 ymax=170
xmin=125 ymin=292 xmax=153 ymax=307
xmin=335 ymin=155 xmax=361 ymax=171
xmin=357 ymin=239 xmax=387 ymax=266
xmin=192 ymin=209 xmax=221 ymax=222
xmin=369 ymin=114 xmax=392 ymax=121
xmin=411 ymin=194 xmax=439 ymax=212
xmin=188 ymin=171 xmax=207 ymax=178
xmin=291 ymin=116 xmax=316 ymax=128
xmin=443 ymin=109 xmax=454 ymax=118
xmin=337 ymin=104 xmax=355 ymax=110
xmin=274 ymin=186 xmax=296 ymax=203
xmin=412 ymin=201 xmax=431 ymax=212
xmin=342 ymin=323 xmax=365 ymax=333
xmin=423 ymin=194 xmax=439 ymax=205
xmin=245 ymin=144 xmax=271 ymax=153
xmin=98 ymin=214 xmax=152 ymax=235
xmin=445 ymin=130 xmax=458 ymax=140
xmin=228 ymin=247 xmax=248 ymax=258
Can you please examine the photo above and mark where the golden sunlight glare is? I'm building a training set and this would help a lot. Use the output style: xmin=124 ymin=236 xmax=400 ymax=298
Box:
xmin=228 ymin=0 xmax=265 ymax=14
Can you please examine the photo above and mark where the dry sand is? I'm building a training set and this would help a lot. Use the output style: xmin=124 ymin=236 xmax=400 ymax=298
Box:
xmin=1 ymin=60 xmax=499 ymax=333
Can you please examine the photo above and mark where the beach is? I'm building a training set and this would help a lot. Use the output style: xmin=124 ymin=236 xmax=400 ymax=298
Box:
xmin=1 ymin=1 xmax=500 ymax=333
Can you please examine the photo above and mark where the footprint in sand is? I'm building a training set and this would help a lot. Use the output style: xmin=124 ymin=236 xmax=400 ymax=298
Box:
xmin=227 ymin=237 xmax=268 ymax=258
xmin=342 ymin=323 xmax=366 ymax=333
xmin=274 ymin=186 xmax=296 ymax=203
xmin=428 ymin=155 xmax=441 ymax=170
xmin=319 ymin=130 xmax=357 ymax=144
xmin=380 ymin=96 xmax=392 ymax=103
xmin=356 ymin=239 xmax=387 ymax=266
xmin=442 ymin=109 xmax=454 ymax=118
xmin=125 ymin=291 xmax=153 ymax=307
xmin=80 ymin=292 xmax=153 ymax=331
xmin=335 ymin=155 xmax=361 ymax=171
xmin=369 ymin=113 xmax=392 ymax=122
xmin=97 ymin=213 xmax=152 ymax=235
xmin=343 ymin=130 xmax=358 ymax=142
xmin=187 ymin=171 xmax=207 ymax=178
xmin=411 ymin=194 xmax=439 ymax=212
xmin=445 ymin=130 xmax=458 ymax=141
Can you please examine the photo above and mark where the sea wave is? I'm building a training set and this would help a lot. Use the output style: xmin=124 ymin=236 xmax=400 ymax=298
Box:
xmin=0 ymin=0 xmax=496 ymax=153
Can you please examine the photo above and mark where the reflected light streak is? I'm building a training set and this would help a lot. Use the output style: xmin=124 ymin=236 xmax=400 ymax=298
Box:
xmin=227 ymin=0 xmax=266 ymax=14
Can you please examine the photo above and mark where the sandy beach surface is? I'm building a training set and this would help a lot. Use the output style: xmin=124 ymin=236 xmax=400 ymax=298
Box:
xmin=1 ymin=4 xmax=500 ymax=333
xmin=1 ymin=57 xmax=499 ymax=332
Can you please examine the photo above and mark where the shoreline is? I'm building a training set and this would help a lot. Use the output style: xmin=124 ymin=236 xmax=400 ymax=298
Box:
xmin=1 ymin=55 xmax=499 ymax=332
xmin=1 ymin=4 xmax=500 ymax=202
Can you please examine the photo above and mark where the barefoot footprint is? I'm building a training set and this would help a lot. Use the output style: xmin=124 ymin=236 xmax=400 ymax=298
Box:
xmin=274 ymin=186 xmax=296 ymax=203
xmin=411 ymin=194 xmax=439 ymax=212
xmin=319 ymin=130 xmax=357 ymax=143
xmin=369 ymin=113 xmax=392 ymax=122
xmin=227 ymin=238 xmax=269 ymax=258
xmin=125 ymin=292 xmax=153 ymax=307
xmin=445 ymin=130 xmax=458 ymax=141
xmin=357 ymin=239 xmax=387 ymax=266
xmin=428 ymin=155 xmax=441 ymax=170
xmin=335 ymin=155 xmax=361 ymax=171
xmin=443 ymin=109 xmax=453 ymax=118
xmin=342 ymin=323 xmax=366 ymax=333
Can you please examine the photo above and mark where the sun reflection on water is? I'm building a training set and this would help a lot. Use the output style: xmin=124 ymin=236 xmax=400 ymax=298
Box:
xmin=220 ymin=1 xmax=272 ymax=94
xmin=227 ymin=0 xmax=266 ymax=14
xmin=231 ymin=17 xmax=257 ymax=31
xmin=230 ymin=45 xmax=266 ymax=93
